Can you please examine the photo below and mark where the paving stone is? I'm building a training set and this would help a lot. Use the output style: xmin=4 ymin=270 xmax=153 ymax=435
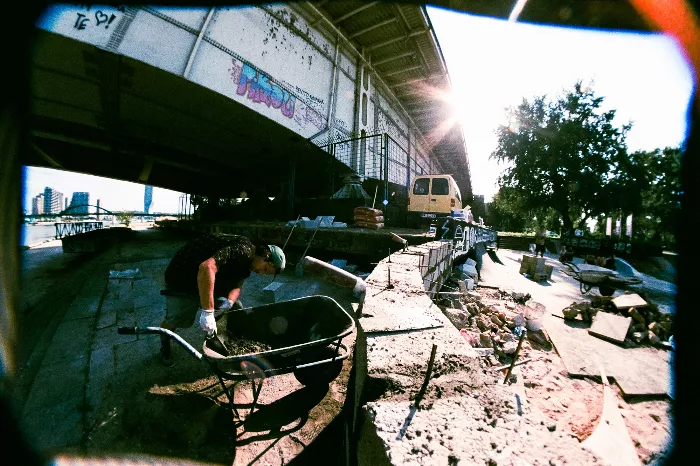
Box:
xmin=43 ymin=317 xmax=93 ymax=365
xmin=93 ymin=324 xmax=136 ymax=351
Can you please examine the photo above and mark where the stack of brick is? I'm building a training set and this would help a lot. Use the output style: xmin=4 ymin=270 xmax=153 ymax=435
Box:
xmin=353 ymin=207 xmax=384 ymax=229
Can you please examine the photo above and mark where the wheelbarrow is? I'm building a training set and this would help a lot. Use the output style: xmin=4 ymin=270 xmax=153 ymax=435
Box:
xmin=565 ymin=263 xmax=642 ymax=296
xmin=118 ymin=295 xmax=355 ymax=419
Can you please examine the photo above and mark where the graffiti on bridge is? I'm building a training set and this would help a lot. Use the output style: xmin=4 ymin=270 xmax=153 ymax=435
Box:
xmin=233 ymin=61 xmax=296 ymax=118
xmin=230 ymin=59 xmax=326 ymax=131
xmin=73 ymin=5 xmax=125 ymax=31
xmin=439 ymin=217 xmax=496 ymax=252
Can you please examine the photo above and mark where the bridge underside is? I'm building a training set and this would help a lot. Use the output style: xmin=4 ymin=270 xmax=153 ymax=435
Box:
xmin=26 ymin=30 xmax=352 ymax=200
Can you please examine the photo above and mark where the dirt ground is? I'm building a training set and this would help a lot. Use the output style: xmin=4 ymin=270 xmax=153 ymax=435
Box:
xmin=442 ymin=287 xmax=673 ymax=465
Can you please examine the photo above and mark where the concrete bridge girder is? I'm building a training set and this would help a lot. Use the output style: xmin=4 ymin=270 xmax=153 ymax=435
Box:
xmin=29 ymin=4 xmax=472 ymax=202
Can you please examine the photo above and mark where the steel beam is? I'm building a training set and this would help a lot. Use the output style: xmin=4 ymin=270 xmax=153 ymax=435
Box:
xmin=373 ymin=51 xmax=415 ymax=67
xmin=383 ymin=64 xmax=423 ymax=77
xmin=349 ymin=17 xmax=398 ymax=39
xmin=333 ymin=2 xmax=379 ymax=24
xmin=367 ymin=29 xmax=427 ymax=52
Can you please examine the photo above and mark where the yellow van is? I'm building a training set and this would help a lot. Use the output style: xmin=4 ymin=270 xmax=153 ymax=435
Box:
xmin=407 ymin=174 xmax=462 ymax=227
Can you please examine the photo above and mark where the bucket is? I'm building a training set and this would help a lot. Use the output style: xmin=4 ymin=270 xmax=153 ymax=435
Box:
xmin=524 ymin=302 xmax=546 ymax=331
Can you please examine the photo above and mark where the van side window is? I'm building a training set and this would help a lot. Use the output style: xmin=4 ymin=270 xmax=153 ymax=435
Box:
xmin=413 ymin=178 xmax=430 ymax=195
xmin=431 ymin=178 xmax=449 ymax=195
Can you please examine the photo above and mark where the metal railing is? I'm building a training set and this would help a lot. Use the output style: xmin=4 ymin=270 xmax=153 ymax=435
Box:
xmin=55 ymin=221 xmax=104 ymax=239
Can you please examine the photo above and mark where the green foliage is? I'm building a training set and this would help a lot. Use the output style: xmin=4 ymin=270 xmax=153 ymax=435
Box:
xmin=116 ymin=211 xmax=133 ymax=227
xmin=491 ymin=82 xmax=637 ymax=233
xmin=486 ymin=187 xmax=562 ymax=233
xmin=632 ymin=147 xmax=681 ymax=245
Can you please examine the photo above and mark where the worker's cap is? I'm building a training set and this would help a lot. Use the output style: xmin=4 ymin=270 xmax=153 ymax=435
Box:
xmin=268 ymin=245 xmax=286 ymax=274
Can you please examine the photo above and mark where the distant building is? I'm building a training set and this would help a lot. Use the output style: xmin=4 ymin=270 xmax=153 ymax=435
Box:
xmin=65 ymin=198 xmax=69 ymax=211
xmin=32 ymin=193 xmax=44 ymax=215
xmin=144 ymin=185 xmax=153 ymax=214
xmin=43 ymin=187 xmax=64 ymax=214
xmin=70 ymin=192 xmax=90 ymax=214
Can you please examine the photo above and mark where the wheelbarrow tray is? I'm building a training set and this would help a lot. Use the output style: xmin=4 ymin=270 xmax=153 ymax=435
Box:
xmin=202 ymin=295 xmax=355 ymax=379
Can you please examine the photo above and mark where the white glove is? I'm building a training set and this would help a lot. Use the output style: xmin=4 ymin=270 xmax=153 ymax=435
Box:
xmin=199 ymin=309 xmax=217 ymax=336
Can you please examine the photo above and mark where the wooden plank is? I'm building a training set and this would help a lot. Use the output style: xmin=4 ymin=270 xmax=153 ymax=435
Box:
xmin=612 ymin=293 xmax=647 ymax=310
xmin=545 ymin=317 xmax=670 ymax=397
xmin=588 ymin=312 xmax=632 ymax=344
xmin=582 ymin=365 xmax=643 ymax=466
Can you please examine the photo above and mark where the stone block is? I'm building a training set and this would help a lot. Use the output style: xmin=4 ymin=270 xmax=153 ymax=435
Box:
xmin=263 ymin=281 xmax=284 ymax=303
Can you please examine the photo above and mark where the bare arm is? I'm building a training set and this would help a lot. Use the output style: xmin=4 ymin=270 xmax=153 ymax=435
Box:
xmin=227 ymin=278 xmax=246 ymax=305
xmin=197 ymin=258 xmax=217 ymax=310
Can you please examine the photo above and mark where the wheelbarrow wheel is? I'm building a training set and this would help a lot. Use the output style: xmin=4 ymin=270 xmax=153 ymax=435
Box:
xmin=598 ymin=286 xmax=616 ymax=297
xmin=294 ymin=360 xmax=344 ymax=387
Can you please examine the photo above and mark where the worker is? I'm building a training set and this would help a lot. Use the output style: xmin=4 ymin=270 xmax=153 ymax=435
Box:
xmin=534 ymin=226 xmax=547 ymax=257
xmin=159 ymin=233 xmax=285 ymax=366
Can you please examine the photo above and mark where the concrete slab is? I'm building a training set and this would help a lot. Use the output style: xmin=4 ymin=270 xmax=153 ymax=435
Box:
xmin=545 ymin=316 xmax=671 ymax=397
xmin=43 ymin=317 xmax=93 ymax=365
xmin=93 ymin=324 xmax=136 ymax=350
xmin=63 ymin=277 xmax=107 ymax=321
xmin=613 ymin=293 xmax=647 ymax=309
xmin=21 ymin=354 xmax=88 ymax=413
xmin=589 ymin=312 xmax=632 ymax=344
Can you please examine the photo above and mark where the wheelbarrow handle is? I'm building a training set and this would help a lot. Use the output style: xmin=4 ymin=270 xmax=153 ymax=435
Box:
xmin=117 ymin=326 xmax=202 ymax=360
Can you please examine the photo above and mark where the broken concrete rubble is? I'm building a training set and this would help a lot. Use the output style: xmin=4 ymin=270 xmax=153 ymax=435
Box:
xmin=561 ymin=298 xmax=674 ymax=347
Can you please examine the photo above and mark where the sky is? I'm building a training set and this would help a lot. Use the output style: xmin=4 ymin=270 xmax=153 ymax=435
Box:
xmin=24 ymin=5 xmax=695 ymax=212
xmin=23 ymin=168 xmax=184 ymax=214
xmin=427 ymin=6 xmax=694 ymax=201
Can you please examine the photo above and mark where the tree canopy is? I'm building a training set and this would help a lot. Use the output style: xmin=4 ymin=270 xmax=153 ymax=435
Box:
xmin=490 ymin=83 xmax=638 ymax=232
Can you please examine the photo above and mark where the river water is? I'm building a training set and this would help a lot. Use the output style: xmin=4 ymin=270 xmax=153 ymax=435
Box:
xmin=20 ymin=224 xmax=57 ymax=247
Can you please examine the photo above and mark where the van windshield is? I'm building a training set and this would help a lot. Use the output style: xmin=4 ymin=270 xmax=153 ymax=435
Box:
xmin=413 ymin=178 xmax=430 ymax=195
xmin=431 ymin=178 xmax=449 ymax=195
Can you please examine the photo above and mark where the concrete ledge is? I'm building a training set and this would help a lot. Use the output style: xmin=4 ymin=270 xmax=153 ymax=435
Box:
xmin=356 ymin=241 xmax=600 ymax=465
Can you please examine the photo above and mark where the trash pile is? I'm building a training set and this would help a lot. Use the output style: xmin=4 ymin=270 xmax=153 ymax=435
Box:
xmin=561 ymin=295 xmax=674 ymax=347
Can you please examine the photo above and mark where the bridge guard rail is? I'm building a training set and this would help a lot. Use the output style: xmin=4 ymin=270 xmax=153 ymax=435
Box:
xmin=55 ymin=221 xmax=104 ymax=239
xmin=434 ymin=217 xmax=497 ymax=253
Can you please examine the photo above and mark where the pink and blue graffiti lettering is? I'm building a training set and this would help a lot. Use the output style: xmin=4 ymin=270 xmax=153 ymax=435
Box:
xmin=236 ymin=63 xmax=295 ymax=118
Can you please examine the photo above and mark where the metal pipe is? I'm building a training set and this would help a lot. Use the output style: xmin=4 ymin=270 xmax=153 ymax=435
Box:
xmin=183 ymin=7 xmax=215 ymax=79
xmin=282 ymin=215 xmax=301 ymax=250
xmin=504 ymin=328 xmax=527 ymax=384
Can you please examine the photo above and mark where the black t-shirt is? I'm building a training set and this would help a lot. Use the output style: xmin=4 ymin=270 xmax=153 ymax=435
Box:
xmin=164 ymin=234 xmax=253 ymax=297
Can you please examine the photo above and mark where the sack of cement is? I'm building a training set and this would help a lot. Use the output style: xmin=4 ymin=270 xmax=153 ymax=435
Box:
xmin=317 ymin=216 xmax=336 ymax=227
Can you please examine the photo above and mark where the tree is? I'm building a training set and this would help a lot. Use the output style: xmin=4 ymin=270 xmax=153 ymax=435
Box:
xmin=632 ymin=146 xmax=681 ymax=245
xmin=116 ymin=211 xmax=133 ymax=227
xmin=487 ymin=187 xmax=562 ymax=233
xmin=490 ymin=82 xmax=641 ymax=233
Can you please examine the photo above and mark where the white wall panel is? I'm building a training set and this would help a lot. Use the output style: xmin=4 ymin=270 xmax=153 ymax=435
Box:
xmin=118 ymin=10 xmax=196 ymax=75
xmin=148 ymin=6 xmax=208 ymax=30
xmin=206 ymin=7 xmax=333 ymax=118
xmin=334 ymin=73 xmax=356 ymax=135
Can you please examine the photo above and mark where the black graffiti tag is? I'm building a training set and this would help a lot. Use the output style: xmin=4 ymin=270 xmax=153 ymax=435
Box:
xmin=74 ymin=13 xmax=89 ymax=30
xmin=94 ymin=11 xmax=117 ymax=29
xmin=95 ymin=10 xmax=109 ymax=26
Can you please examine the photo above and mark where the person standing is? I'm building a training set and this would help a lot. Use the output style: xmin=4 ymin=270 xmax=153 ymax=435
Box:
xmin=159 ymin=233 xmax=285 ymax=366
xmin=534 ymin=226 xmax=547 ymax=258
